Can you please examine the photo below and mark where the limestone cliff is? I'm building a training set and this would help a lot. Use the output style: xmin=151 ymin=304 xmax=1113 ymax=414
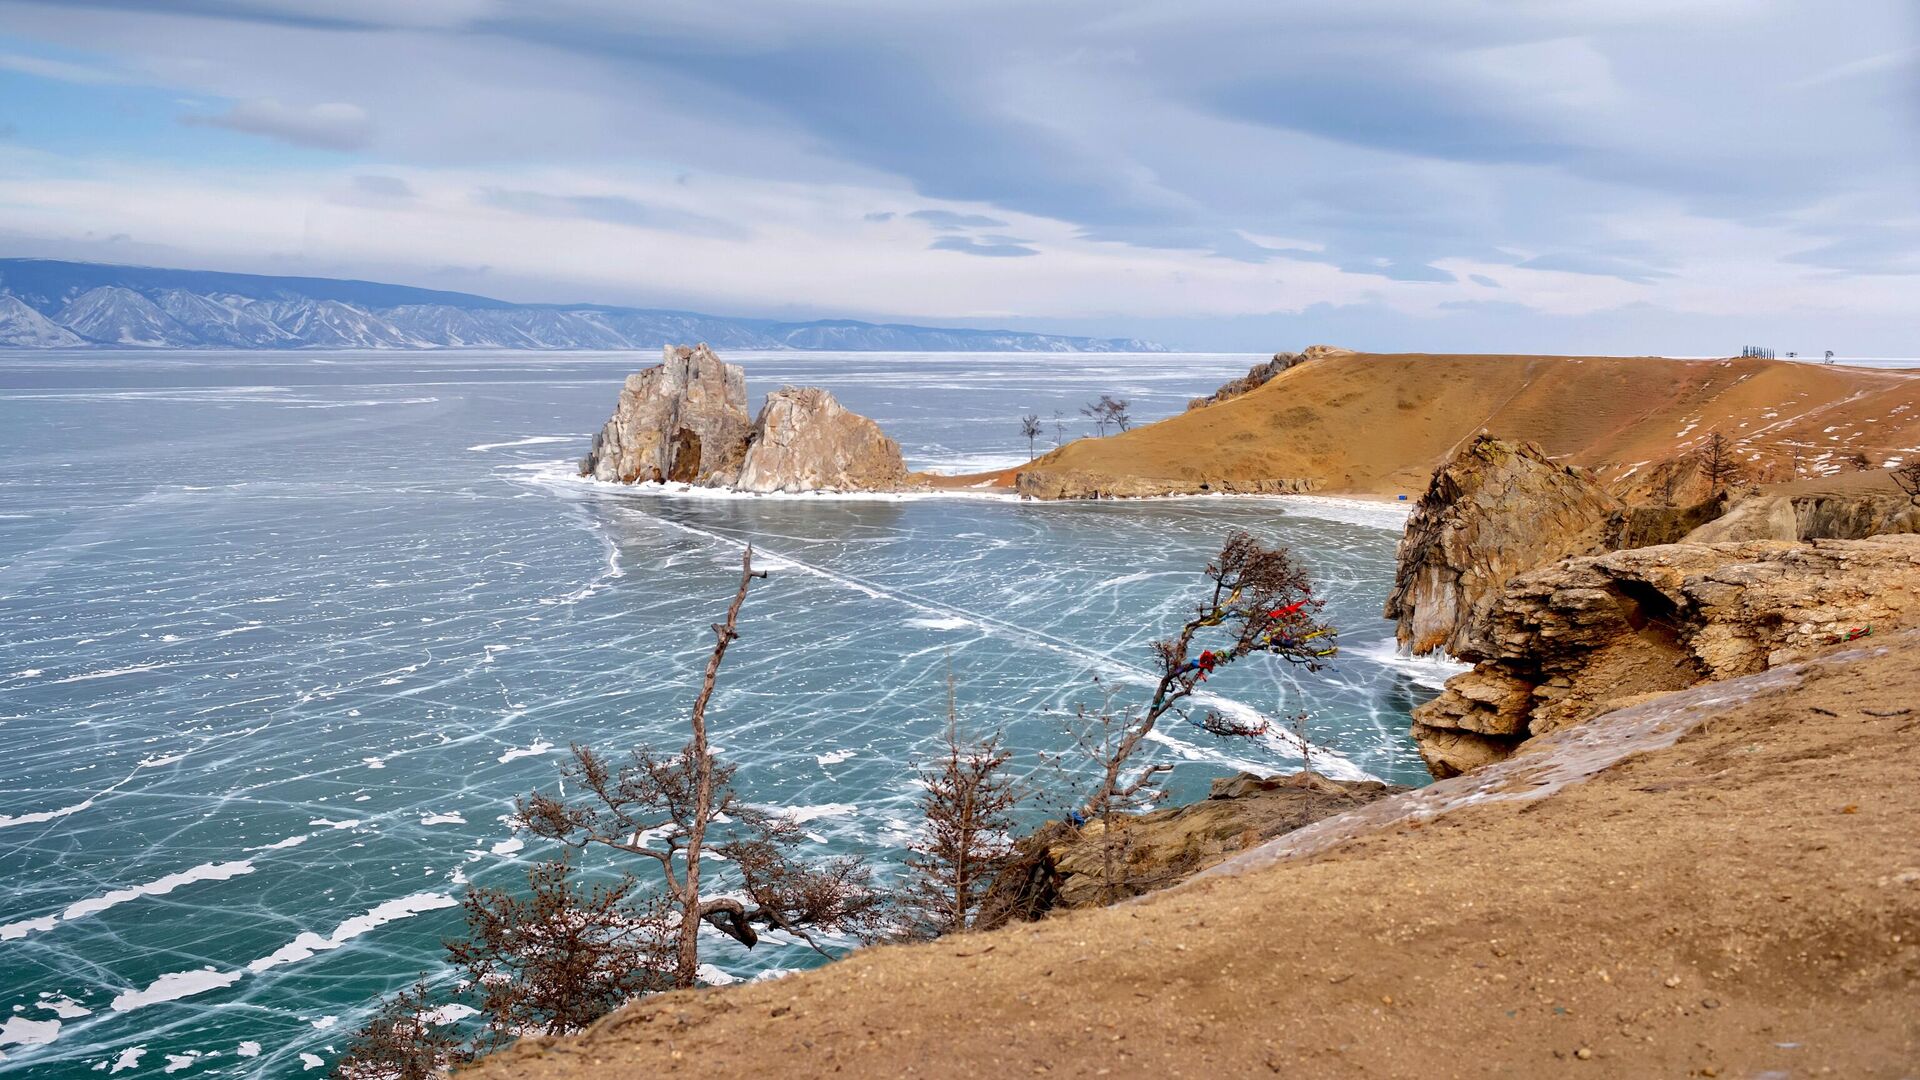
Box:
xmin=1410 ymin=534 xmax=1920 ymax=776
xmin=733 ymin=387 xmax=909 ymax=494
xmin=1384 ymin=437 xmax=1624 ymax=657
xmin=580 ymin=344 xmax=751 ymax=484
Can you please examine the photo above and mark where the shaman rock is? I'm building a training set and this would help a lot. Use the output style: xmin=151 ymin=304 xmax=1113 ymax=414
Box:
xmin=733 ymin=387 xmax=909 ymax=493
xmin=579 ymin=344 xmax=752 ymax=485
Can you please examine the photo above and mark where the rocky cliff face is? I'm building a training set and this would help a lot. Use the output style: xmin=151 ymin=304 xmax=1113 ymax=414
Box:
xmin=1410 ymin=534 xmax=1920 ymax=776
xmin=1183 ymin=344 xmax=1351 ymax=411
xmin=580 ymin=345 xmax=752 ymax=484
xmin=1384 ymin=437 xmax=1625 ymax=657
xmin=733 ymin=387 xmax=909 ymax=493
xmin=580 ymin=346 xmax=908 ymax=493
xmin=1686 ymin=491 xmax=1920 ymax=544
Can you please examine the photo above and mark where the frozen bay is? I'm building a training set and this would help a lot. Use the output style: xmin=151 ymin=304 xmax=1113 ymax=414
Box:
xmin=0 ymin=350 xmax=1452 ymax=1075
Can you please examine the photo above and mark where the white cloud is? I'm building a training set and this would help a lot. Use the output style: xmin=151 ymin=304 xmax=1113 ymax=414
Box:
xmin=181 ymin=99 xmax=371 ymax=151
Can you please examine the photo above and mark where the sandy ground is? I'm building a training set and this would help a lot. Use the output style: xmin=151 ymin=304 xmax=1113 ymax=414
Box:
xmin=997 ymin=353 xmax=1920 ymax=498
xmin=469 ymin=638 xmax=1920 ymax=1079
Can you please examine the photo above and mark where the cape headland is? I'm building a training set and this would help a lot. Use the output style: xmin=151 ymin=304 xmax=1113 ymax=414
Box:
xmin=486 ymin=346 xmax=1920 ymax=1078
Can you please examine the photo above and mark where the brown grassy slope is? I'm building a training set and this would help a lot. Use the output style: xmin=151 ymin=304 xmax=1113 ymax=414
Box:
xmin=1024 ymin=353 xmax=1920 ymax=497
xmin=469 ymin=638 xmax=1920 ymax=1080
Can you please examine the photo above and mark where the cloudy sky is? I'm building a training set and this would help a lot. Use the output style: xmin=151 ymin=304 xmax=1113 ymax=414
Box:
xmin=0 ymin=0 xmax=1914 ymax=352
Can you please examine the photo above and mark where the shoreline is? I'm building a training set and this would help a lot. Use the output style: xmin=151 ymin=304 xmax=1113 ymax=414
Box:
xmin=513 ymin=461 xmax=1415 ymax=530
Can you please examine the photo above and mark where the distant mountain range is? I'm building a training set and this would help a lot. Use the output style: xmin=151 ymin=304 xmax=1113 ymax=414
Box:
xmin=0 ymin=259 xmax=1163 ymax=353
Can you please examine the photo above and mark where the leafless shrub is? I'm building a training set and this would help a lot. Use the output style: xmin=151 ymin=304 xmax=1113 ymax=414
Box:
xmin=447 ymin=858 xmax=675 ymax=1046
xmin=900 ymin=666 xmax=1024 ymax=937
xmin=333 ymin=980 xmax=472 ymax=1080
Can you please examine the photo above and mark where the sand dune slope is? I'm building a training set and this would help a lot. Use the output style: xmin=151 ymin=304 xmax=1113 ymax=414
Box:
xmin=1027 ymin=353 xmax=1920 ymax=497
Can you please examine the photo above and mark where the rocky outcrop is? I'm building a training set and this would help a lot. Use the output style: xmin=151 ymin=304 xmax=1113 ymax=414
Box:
xmin=1410 ymin=534 xmax=1920 ymax=777
xmin=1385 ymin=437 xmax=1625 ymax=657
xmin=579 ymin=346 xmax=908 ymax=493
xmin=1682 ymin=495 xmax=1800 ymax=543
xmin=1687 ymin=490 xmax=1920 ymax=544
xmin=1183 ymin=344 xmax=1351 ymax=411
xmin=733 ymin=387 xmax=909 ymax=493
xmin=580 ymin=344 xmax=752 ymax=484
xmin=1013 ymin=470 xmax=1319 ymax=500
xmin=977 ymin=770 xmax=1403 ymax=925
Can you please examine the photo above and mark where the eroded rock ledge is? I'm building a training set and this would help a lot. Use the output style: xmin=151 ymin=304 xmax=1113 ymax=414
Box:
xmin=1411 ymin=534 xmax=1920 ymax=776
xmin=580 ymin=344 xmax=909 ymax=493
xmin=1384 ymin=437 xmax=1624 ymax=657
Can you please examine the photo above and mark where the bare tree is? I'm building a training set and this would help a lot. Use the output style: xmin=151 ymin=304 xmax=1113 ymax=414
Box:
xmin=1653 ymin=453 xmax=1697 ymax=506
xmin=335 ymin=981 xmax=474 ymax=1080
xmin=1058 ymin=531 xmax=1336 ymax=901
xmin=1052 ymin=409 xmax=1066 ymax=447
xmin=901 ymin=663 xmax=1023 ymax=937
xmin=1893 ymin=461 xmax=1920 ymax=507
xmin=1699 ymin=432 xmax=1746 ymax=492
xmin=1020 ymin=413 xmax=1042 ymax=460
xmin=1080 ymin=398 xmax=1110 ymax=437
xmin=518 ymin=547 xmax=880 ymax=988
xmin=1080 ymin=395 xmax=1131 ymax=436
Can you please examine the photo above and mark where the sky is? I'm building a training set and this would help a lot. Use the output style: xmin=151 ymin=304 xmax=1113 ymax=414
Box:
xmin=0 ymin=0 xmax=1915 ymax=353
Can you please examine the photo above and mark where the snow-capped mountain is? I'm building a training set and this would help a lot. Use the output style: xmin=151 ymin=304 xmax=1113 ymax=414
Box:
xmin=0 ymin=294 xmax=86 ymax=347
xmin=56 ymin=286 xmax=203 ymax=347
xmin=0 ymin=259 xmax=1166 ymax=353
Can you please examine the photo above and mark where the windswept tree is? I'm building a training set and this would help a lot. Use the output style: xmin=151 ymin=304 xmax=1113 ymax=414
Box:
xmin=1057 ymin=531 xmax=1337 ymax=900
xmin=1699 ymin=431 xmax=1746 ymax=492
xmin=1020 ymin=413 xmax=1043 ymax=460
xmin=519 ymin=548 xmax=882 ymax=985
xmin=1080 ymin=395 xmax=1132 ymax=436
xmin=340 ymin=548 xmax=882 ymax=1077
xmin=1052 ymin=409 xmax=1067 ymax=447
xmin=1894 ymin=460 xmax=1920 ymax=507
xmin=901 ymin=665 xmax=1023 ymax=937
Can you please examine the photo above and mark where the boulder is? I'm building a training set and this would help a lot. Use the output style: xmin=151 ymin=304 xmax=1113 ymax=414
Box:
xmin=733 ymin=387 xmax=909 ymax=493
xmin=580 ymin=344 xmax=751 ymax=484
xmin=1410 ymin=534 xmax=1920 ymax=777
xmin=1683 ymin=495 xmax=1800 ymax=543
xmin=975 ymin=770 xmax=1404 ymax=925
xmin=1384 ymin=437 xmax=1625 ymax=657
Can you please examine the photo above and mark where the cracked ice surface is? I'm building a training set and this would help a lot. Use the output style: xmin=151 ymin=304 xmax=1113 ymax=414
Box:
xmin=0 ymin=350 xmax=1449 ymax=1075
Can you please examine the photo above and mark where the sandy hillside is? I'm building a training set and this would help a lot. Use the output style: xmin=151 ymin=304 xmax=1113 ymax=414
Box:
xmin=470 ymin=635 xmax=1920 ymax=1080
xmin=1023 ymin=353 xmax=1920 ymax=498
